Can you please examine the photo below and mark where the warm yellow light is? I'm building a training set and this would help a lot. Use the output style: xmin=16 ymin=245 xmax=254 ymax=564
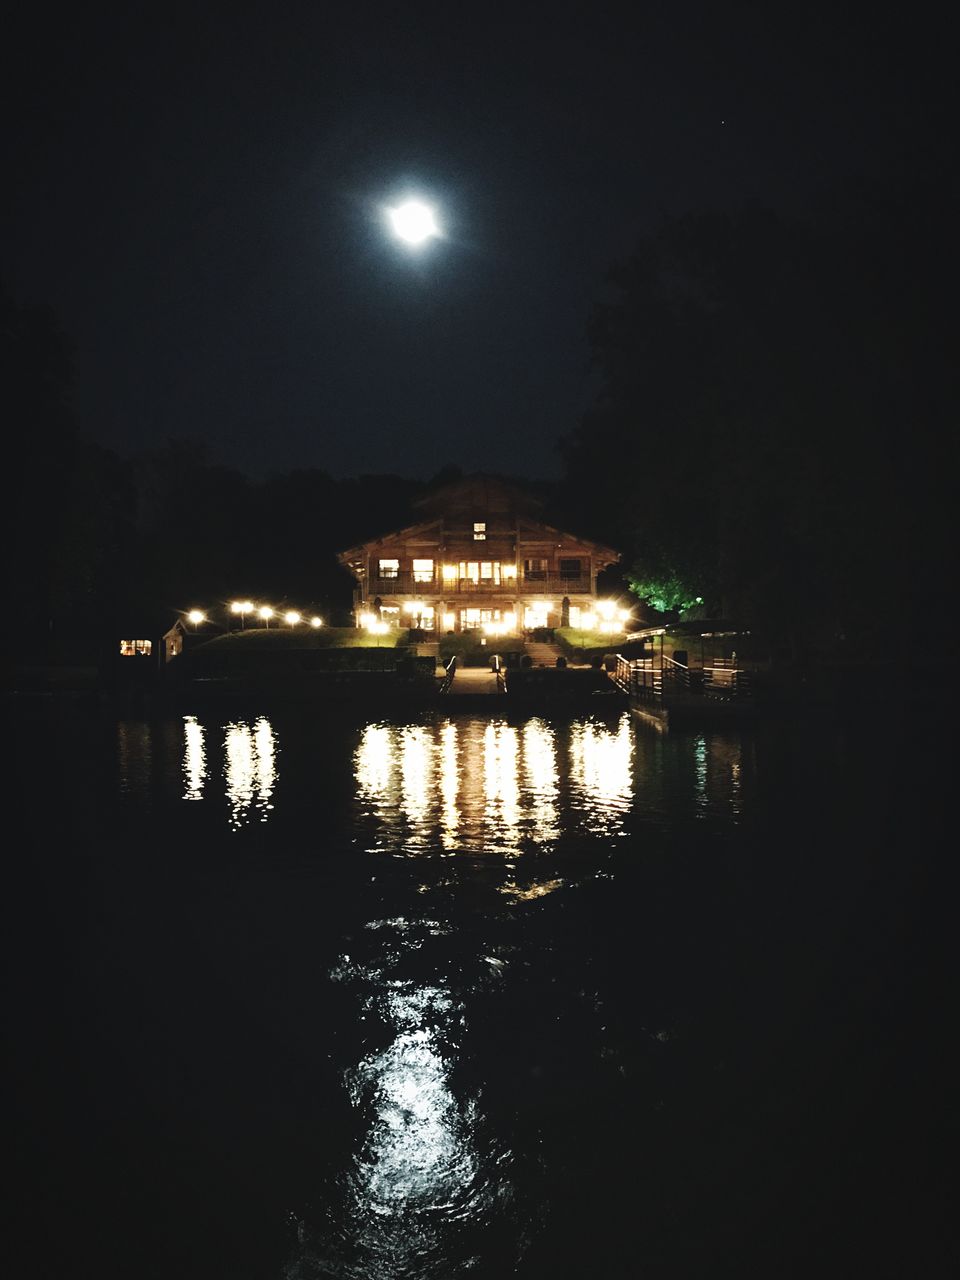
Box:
xmin=402 ymin=600 xmax=419 ymax=612
xmin=581 ymin=612 xmax=597 ymax=630
xmin=599 ymin=620 xmax=620 ymax=634
xmin=284 ymin=611 xmax=301 ymax=625
xmin=618 ymin=607 xmax=631 ymax=622
xmin=442 ymin=612 xmax=455 ymax=630
xmin=502 ymin=564 xmax=517 ymax=579
xmin=370 ymin=621 xmax=389 ymax=635
xmin=504 ymin=612 xmax=517 ymax=631
xmin=231 ymin=600 xmax=254 ymax=615
xmin=597 ymin=599 xmax=617 ymax=621
xmin=259 ymin=606 xmax=274 ymax=620
xmin=187 ymin=609 xmax=205 ymax=625
xmin=442 ymin=564 xmax=458 ymax=580
xmin=359 ymin=612 xmax=374 ymax=628
xmin=310 ymin=616 xmax=323 ymax=628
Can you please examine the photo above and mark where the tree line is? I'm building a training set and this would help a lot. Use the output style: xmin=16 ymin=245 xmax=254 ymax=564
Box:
xmin=5 ymin=174 xmax=952 ymax=668
xmin=558 ymin=179 xmax=953 ymax=664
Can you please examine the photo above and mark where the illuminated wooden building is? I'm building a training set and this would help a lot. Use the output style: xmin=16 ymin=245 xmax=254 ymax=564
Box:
xmin=337 ymin=474 xmax=619 ymax=634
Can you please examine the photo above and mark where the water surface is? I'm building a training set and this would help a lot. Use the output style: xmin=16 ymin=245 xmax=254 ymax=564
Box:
xmin=7 ymin=700 xmax=950 ymax=1278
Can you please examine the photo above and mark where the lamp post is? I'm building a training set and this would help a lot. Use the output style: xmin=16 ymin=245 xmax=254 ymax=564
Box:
xmin=187 ymin=609 xmax=205 ymax=632
xmin=259 ymin=606 xmax=273 ymax=629
xmin=231 ymin=600 xmax=254 ymax=630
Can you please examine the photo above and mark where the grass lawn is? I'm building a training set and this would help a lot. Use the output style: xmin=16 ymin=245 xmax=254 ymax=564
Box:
xmin=554 ymin=626 xmax=631 ymax=662
xmin=196 ymin=627 xmax=403 ymax=652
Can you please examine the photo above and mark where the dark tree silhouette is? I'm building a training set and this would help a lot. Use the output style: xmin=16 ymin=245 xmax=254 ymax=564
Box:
xmin=560 ymin=184 xmax=954 ymax=662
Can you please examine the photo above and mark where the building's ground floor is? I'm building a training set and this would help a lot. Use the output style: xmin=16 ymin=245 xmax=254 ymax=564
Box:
xmin=356 ymin=596 xmax=623 ymax=635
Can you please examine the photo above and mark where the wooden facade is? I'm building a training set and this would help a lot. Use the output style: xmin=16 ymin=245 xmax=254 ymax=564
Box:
xmin=338 ymin=474 xmax=619 ymax=634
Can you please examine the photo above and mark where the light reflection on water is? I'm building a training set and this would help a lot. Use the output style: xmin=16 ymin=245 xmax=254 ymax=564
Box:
xmin=223 ymin=717 xmax=278 ymax=827
xmin=287 ymin=924 xmax=517 ymax=1280
xmin=354 ymin=714 xmax=635 ymax=856
xmin=182 ymin=715 xmax=206 ymax=801
xmin=119 ymin=710 xmax=754 ymax=841
xmin=105 ymin=708 xmax=758 ymax=1275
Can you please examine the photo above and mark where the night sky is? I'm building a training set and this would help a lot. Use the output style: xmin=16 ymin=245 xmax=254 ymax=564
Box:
xmin=3 ymin=4 xmax=950 ymax=481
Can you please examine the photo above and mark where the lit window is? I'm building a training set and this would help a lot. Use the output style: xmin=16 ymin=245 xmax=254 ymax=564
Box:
xmin=378 ymin=558 xmax=399 ymax=579
xmin=412 ymin=558 xmax=434 ymax=582
xmin=461 ymin=607 xmax=502 ymax=630
xmin=480 ymin=561 xmax=500 ymax=583
xmin=473 ymin=522 xmax=486 ymax=541
xmin=120 ymin=640 xmax=152 ymax=657
xmin=459 ymin=561 xmax=480 ymax=583
xmin=501 ymin=563 xmax=517 ymax=579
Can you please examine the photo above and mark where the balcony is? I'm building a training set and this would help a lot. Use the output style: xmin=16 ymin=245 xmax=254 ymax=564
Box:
xmin=367 ymin=573 xmax=593 ymax=596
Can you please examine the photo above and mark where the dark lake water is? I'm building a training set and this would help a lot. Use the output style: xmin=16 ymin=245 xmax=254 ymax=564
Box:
xmin=7 ymin=697 xmax=953 ymax=1278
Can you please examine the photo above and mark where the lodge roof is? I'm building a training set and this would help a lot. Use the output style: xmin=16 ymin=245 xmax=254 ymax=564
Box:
xmin=337 ymin=473 xmax=619 ymax=568
xmin=412 ymin=472 xmax=545 ymax=515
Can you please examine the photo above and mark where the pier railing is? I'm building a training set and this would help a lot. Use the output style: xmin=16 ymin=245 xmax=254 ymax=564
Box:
xmin=614 ymin=654 xmax=753 ymax=704
xmin=439 ymin=654 xmax=458 ymax=694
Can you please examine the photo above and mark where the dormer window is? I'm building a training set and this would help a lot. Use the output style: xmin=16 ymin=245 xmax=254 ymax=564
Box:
xmin=473 ymin=522 xmax=486 ymax=541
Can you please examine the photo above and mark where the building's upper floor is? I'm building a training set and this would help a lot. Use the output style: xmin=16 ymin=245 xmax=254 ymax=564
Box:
xmin=338 ymin=474 xmax=619 ymax=600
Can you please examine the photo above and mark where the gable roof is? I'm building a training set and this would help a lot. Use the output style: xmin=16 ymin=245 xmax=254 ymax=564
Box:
xmin=412 ymin=472 xmax=545 ymax=516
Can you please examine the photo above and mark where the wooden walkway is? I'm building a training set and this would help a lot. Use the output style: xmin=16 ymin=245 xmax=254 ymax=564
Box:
xmin=447 ymin=667 xmax=503 ymax=696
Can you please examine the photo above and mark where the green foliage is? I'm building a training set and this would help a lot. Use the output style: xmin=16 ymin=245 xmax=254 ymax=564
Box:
xmin=627 ymin=574 xmax=703 ymax=616
xmin=438 ymin=632 xmax=521 ymax=666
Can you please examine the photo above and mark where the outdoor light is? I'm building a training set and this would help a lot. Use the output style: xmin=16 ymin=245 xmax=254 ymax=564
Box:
xmin=388 ymin=199 xmax=440 ymax=245
xmin=230 ymin=600 xmax=254 ymax=629
xmin=259 ymin=606 xmax=274 ymax=627
xmin=285 ymin=611 xmax=301 ymax=626
xmin=442 ymin=564 xmax=458 ymax=580
xmin=442 ymin=612 xmax=455 ymax=630
xmin=502 ymin=564 xmax=517 ymax=579
xmin=597 ymin=600 xmax=617 ymax=621
xmin=618 ymin=607 xmax=631 ymax=622
xmin=402 ymin=600 xmax=419 ymax=612
xmin=310 ymin=616 xmax=324 ymax=628
xmin=187 ymin=609 xmax=205 ymax=626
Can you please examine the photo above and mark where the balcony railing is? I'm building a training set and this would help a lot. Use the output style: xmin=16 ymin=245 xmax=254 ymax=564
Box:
xmin=367 ymin=573 xmax=593 ymax=596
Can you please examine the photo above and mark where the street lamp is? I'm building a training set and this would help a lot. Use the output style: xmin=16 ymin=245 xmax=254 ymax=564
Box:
xmin=231 ymin=600 xmax=254 ymax=630
xmin=310 ymin=616 xmax=323 ymax=629
xmin=259 ymin=606 xmax=274 ymax=628
xmin=285 ymin=611 xmax=301 ymax=627
xmin=187 ymin=609 xmax=205 ymax=630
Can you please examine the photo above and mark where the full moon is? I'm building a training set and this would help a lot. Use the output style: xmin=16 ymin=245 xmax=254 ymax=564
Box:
xmin=387 ymin=200 xmax=440 ymax=245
